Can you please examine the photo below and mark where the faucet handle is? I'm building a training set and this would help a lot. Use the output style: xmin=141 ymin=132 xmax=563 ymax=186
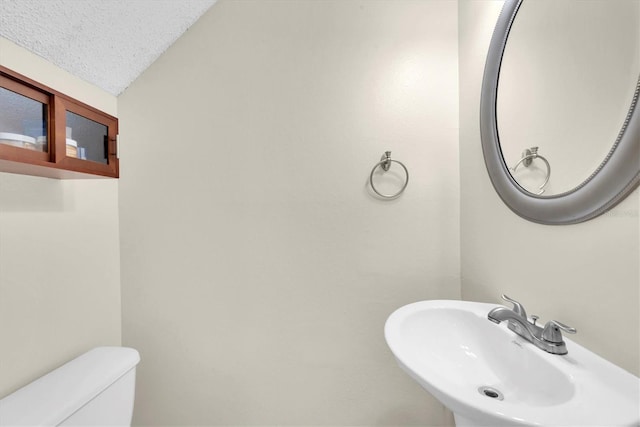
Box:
xmin=542 ymin=320 xmax=577 ymax=343
xmin=501 ymin=294 xmax=527 ymax=319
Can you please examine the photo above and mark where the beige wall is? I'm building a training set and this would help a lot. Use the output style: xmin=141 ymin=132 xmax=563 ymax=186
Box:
xmin=0 ymin=37 xmax=121 ymax=398
xmin=459 ymin=1 xmax=640 ymax=376
xmin=119 ymin=0 xmax=459 ymax=425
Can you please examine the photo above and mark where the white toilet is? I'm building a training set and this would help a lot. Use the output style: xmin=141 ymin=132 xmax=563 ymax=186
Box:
xmin=0 ymin=347 xmax=140 ymax=426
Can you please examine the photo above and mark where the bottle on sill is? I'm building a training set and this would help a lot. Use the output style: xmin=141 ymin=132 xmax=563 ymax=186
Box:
xmin=35 ymin=136 xmax=47 ymax=152
xmin=66 ymin=138 xmax=78 ymax=158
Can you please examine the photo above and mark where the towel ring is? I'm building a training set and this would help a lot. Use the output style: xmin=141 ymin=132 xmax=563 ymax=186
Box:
xmin=369 ymin=151 xmax=409 ymax=199
xmin=511 ymin=147 xmax=551 ymax=195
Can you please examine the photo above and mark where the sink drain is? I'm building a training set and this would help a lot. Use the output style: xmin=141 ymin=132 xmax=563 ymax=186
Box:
xmin=478 ymin=386 xmax=504 ymax=401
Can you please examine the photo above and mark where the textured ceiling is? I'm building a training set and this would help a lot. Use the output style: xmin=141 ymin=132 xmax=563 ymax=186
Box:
xmin=0 ymin=0 xmax=217 ymax=95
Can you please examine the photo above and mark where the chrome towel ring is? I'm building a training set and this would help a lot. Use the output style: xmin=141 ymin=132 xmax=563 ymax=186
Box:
xmin=369 ymin=151 xmax=409 ymax=199
xmin=511 ymin=146 xmax=551 ymax=195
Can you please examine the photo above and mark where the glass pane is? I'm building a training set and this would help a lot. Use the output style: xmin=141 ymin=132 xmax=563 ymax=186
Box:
xmin=0 ymin=87 xmax=48 ymax=152
xmin=66 ymin=111 xmax=108 ymax=164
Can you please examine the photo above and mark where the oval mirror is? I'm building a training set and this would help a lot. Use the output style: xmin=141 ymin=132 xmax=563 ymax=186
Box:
xmin=480 ymin=0 xmax=640 ymax=224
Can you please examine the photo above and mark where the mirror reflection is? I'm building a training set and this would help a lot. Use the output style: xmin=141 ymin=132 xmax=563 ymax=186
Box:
xmin=497 ymin=0 xmax=640 ymax=196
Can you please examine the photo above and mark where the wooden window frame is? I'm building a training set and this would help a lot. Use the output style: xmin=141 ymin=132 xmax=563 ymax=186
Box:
xmin=0 ymin=65 xmax=119 ymax=179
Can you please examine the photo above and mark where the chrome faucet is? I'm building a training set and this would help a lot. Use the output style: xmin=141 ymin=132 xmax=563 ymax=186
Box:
xmin=488 ymin=295 xmax=577 ymax=355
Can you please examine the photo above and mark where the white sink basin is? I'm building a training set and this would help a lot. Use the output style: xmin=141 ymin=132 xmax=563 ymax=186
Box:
xmin=385 ymin=300 xmax=640 ymax=426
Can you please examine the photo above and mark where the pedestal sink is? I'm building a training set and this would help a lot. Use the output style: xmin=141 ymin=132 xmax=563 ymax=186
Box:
xmin=384 ymin=300 xmax=640 ymax=426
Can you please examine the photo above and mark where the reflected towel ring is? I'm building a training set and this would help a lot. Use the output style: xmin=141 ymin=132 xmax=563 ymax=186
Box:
xmin=511 ymin=147 xmax=551 ymax=195
xmin=369 ymin=151 xmax=409 ymax=199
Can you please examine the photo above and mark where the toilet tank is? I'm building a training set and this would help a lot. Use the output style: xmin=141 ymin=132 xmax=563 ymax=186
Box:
xmin=0 ymin=347 xmax=140 ymax=426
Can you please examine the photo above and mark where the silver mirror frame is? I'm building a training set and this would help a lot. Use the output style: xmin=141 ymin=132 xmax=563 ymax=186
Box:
xmin=480 ymin=0 xmax=640 ymax=225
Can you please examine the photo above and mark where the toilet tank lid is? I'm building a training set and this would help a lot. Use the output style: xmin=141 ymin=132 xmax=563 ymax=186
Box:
xmin=0 ymin=347 xmax=140 ymax=426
